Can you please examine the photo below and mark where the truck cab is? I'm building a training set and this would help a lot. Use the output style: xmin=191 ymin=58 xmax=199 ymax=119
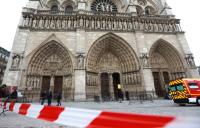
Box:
xmin=168 ymin=78 xmax=200 ymax=106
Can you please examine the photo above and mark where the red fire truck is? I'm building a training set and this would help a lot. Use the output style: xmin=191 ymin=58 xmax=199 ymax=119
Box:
xmin=168 ymin=78 xmax=200 ymax=106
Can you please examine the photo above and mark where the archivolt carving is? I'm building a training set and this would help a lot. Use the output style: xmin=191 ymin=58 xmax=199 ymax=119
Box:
xmin=86 ymin=33 xmax=139 ymax=73
xmin=27 ymin=40 xmax=73 ymax=76
xmin=149 ymin=39 xmax=186 ymax=79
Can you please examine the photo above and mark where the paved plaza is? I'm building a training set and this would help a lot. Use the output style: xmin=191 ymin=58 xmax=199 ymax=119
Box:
xmin=0 ymin=100 xmax=200 ymax=128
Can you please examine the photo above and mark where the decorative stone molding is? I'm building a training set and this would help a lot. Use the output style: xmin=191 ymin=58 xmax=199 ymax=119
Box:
xmin=20 ymin=8 xmax=180 ymax=33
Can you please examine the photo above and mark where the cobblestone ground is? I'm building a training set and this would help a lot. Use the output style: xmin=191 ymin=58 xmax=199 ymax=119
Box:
xmin=0 ymin=100 xmax=200 ymax=128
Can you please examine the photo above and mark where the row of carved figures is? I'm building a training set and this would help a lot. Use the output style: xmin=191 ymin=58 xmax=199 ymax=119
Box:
xmin=87 ymin=74 xmax=99 ymax=86
xmin=21 ymin=16 xmax=181 ymax=32
xmin=26 ymin=76 xmax=40 ymax=88
xmin=122 ymin=73 xmax=141 ymax=85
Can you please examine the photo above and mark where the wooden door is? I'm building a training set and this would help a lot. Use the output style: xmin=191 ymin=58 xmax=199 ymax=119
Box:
xmin=101 ymin=73 xmax=110 ymax=101
xmin=152 ymin=72 xmax=164 ymax=97
xmin=54 ymin=76 xmax=63 ymax=96
xmin=41 ymin=76 xmax=51 ymax=93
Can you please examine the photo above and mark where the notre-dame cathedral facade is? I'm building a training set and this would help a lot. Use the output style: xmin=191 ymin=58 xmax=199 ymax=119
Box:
xmin=3 ymin=0 xmax=199 ymax=101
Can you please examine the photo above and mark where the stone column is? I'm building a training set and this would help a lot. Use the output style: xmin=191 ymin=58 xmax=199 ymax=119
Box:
xmin=109 ymin=73 xmax=114 ymax=100
xmin=50 ymin=75 xmax=54 ymax=93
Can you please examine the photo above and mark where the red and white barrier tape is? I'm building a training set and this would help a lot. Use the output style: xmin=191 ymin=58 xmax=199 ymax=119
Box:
xmin=3 ymin=102 xmax=200 ymax=128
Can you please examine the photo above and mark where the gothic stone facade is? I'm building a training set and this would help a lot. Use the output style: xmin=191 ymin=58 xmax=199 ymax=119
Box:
xmin=3 ymin=0 xmax=199 ymax=101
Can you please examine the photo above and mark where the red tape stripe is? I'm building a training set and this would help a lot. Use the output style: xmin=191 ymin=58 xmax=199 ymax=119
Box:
xmin=87 ymin=111 xmax=175 ymax=128
xmin=9 ymin=102 xmax=15 ymax=111
xmin=19 ymin=104 xmax=31 ymax=115
xmin=37 ymin=106 xmax=65 ymax=122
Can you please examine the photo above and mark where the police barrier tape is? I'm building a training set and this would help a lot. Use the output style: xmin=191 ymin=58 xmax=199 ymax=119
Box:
xmin=3 ymin=102 xmax=200 ymax=128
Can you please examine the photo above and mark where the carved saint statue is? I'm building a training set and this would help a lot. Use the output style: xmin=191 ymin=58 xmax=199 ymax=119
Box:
xmin=77 ymin=54 xmax=84 ymax=68
xmin=186 ymin=54 xmax=195 ymax=67
xmin=141 ymin=53 xmax=149 ymax=67
xmin=12 ymin=55 xmax=20 ymax=68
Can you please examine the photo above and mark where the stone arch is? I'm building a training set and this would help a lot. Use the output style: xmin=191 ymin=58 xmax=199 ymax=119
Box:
xmin=149 ymin=39 xmax=186 ymax=97
xmin=25 ymin=35 xmax=74 ymax=101
xmin=86 ymin=33 xmax=141 ymax=100
xmin=86 ymin=33 xmax=140 ymax=73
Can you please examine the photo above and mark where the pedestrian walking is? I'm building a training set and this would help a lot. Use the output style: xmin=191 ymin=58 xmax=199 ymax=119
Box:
xmin=40 ymin=91 xmax=46 ymax=105
xmin=47 ymin=91 xmax=52 ymax=106
xmin=56 ymin=92 xmax=62 ymax=106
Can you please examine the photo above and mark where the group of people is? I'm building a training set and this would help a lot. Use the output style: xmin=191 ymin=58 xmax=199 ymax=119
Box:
xmin=40 ymin=91 xmax=62 ymax=106
xmin=0 ymin=85 xmax=18 ymax=102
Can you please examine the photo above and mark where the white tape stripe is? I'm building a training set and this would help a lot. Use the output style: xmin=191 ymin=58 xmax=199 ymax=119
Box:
xmin=27 ymin=104 xmax=44 ymax=118
xmin=165 ymin=117 xmax=200 ymax=128
xmin=55 ymin=108 xmax=101 ymax=127
xmin=13 ymin=103 xmax=22 ymax=114
xmin=6 ymin=102 xmax=10 ymax=110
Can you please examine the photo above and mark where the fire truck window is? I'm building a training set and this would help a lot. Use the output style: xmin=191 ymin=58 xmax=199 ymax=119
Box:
xmin=170 ymin=86 xmax=176 ymax=91
xmin=176 ymin=84 xmax=184 ymax=91
xmin=189 ymin=83 xmax=199 ymax=89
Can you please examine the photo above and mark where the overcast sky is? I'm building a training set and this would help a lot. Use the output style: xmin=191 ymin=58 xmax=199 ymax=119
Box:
xmin=0 ymin=0 xmax=199 ymax=65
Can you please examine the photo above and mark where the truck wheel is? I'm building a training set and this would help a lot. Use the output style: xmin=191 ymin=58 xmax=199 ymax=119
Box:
xmin=197 ymin=98 xmax=200 ymax=106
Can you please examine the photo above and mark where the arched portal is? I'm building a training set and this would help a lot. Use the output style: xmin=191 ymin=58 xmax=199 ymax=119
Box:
xmin=149 ymin=39 xmax=186 ymax=97
xmin=86 ymin=33 xmax=141 ymax=100
xmin=26 ymin=40 xmax=73 ymax=100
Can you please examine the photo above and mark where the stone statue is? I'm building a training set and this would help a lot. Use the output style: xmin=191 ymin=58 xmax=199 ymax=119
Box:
xmin=68 ymin=18 xmax=71 ymax=28
xmin=45 ymin=19 xmax=50 ymax=29
xmin=50 ymin=18 xmax=55 ymax=29
xmin=97 ymin=19 xmax=101 ymax=28
xmin=38 ymin=18 xmax=44 ymax=29
xmin=186 ymin=54 xmax=195 ymax=67
xmin=23 ymin=17 xmax=29 ymax=27
xmin=141 ymin=53 xmax=149 ymax=67
xmin=85 ymin=19 xmax=89 ymax=28
xmin=12 ymin=55 xmax=20 ymax=68
xmin=77 ymin=54 xmax=84 ymax=68
xmin=79 ymin=18 xmax=83 ymax=27
xmin=32 ymin=19 xmax=37 ymax=28
xmin=56 ymin=19 xmax=61 ymax=29
xmin=62 ymin=19 xmax=66 ymax=28
xmin=73 ymin=18 xmax=77 ymax=28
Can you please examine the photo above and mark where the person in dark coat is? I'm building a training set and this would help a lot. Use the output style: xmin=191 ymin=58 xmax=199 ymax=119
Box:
xmin=56 ymin=92 xmax=62 ymax=106
xmin=40 ymin=91 xmax=46 ymax=105
xmin=11 ymin=89 xmax=18 ymax=102
xmin=47 ymin=91 xmax=52 ymax=106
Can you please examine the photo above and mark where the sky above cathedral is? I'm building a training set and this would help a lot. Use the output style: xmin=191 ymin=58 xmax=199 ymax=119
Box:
xmin=0 ymin=0 xmax=199 ymax=65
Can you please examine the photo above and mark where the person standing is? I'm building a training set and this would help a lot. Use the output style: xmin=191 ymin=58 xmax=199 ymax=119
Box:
xmin=47 ymin=91 xmax=52 ymax=106
xmin=40 ymin=91 xmax=46 ymax=105
xmin=56 ymin=92 xmax=62 ymax=106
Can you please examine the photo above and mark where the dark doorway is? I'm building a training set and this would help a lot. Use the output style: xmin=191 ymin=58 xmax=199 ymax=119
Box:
xmin=163 ymin=72 xmax=170 ymax=84
xmin=41 ymin=76 xmax=51 ymax=94
xmin=101 ymin=73 xmax=110 ymax=101
xmin=152 ymin=72 xmax=164 ymax=97
xmin=54 ymin=76 xmax=63 ymax=96
xmin=112 ymin=73 xmax=121 ymax=100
